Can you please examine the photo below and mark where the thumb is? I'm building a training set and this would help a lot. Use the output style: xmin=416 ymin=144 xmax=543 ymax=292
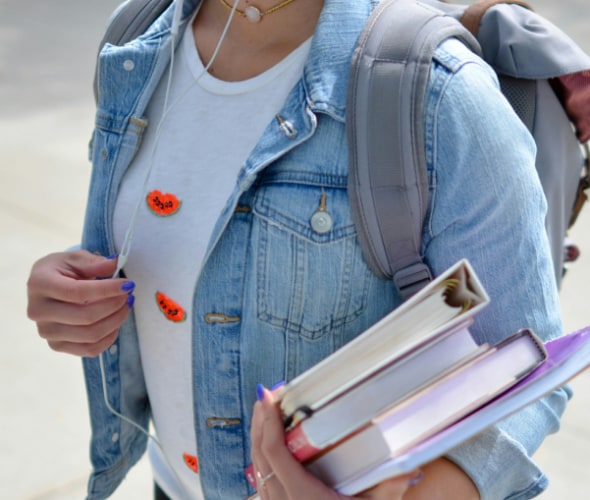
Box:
xmin=63 ymin=250 xmax=121 ymax=280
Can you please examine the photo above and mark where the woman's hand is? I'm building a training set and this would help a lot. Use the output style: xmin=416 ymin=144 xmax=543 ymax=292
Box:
xmin=27 ymin=250 xmax=135 ymax=357
xmin=250 ymin=385 xmax=423 ymax=500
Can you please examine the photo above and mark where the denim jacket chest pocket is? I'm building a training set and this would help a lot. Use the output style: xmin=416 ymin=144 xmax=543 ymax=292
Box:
xmin=251 ymin=168 xmax=374 ymax=341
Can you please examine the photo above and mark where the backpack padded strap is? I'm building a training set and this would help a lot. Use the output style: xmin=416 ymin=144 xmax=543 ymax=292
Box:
xmin=347 ymin=0 xmax=480 ymax=298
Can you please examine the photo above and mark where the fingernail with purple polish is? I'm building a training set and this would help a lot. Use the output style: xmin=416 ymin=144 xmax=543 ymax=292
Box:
xmin=107 ymin=253 xmax=119 ymax=260
xmin=256 ymin=384 xmax=265 ymax=402
xmin=270 ymin=380 xmax=286 ymax=391
xmin=127 ymin=294 xmax=135 ymax=308
xmin=121 ymin=281 xmax=135 ymax=292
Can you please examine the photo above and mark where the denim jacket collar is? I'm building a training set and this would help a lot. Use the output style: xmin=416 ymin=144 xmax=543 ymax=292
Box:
xmin=303 ymin=0 xmax=375 ymax=120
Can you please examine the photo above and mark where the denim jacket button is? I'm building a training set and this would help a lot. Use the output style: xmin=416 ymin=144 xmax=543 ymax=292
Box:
xmin=276 ymin=114 xmax=297 ymax=139
xmin=206 ymin=417 xmax=241 ymax=428
xmin=311 ymin=210 xmax=333 ymax=233
xmin=111 ymin=432 xmax=119 ymax=443
xmin=123 ymin=59 xmax=135 ymax=71
xmin=205 ymin=313 xmax=240 ymax=323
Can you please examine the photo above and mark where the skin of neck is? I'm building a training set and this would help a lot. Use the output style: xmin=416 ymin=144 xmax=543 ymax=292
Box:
xmin=193 ymin=0 xmax=324 ymax=80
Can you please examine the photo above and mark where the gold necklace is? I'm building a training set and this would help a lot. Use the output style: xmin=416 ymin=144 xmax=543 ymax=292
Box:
xmin=218 ymin=0 xmax=298 ymax=23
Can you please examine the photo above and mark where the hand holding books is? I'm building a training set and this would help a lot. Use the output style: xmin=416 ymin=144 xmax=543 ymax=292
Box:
xmin=248 ymin=385 xmax=426 ymax=500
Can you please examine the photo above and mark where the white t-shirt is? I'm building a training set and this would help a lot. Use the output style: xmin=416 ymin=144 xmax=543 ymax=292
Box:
xmin=113 ymin=19 xmax=311 ymax=499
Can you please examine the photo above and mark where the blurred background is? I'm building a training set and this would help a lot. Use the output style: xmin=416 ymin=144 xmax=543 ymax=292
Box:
xmin=1 ymin=1 xmax=588 ymax=498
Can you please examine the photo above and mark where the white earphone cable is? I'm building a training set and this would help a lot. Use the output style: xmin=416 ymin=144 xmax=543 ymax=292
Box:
xmin=99 ymin=1 xmax=240 ymax=497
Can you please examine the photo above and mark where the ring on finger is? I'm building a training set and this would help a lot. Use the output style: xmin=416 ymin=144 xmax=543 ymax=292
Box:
xmin=256 ymin=470 xmax=275 ymax=490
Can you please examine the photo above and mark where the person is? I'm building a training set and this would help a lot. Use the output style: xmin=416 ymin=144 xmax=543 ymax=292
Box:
xmin=26 ymin=0 xmax=569 ymax=499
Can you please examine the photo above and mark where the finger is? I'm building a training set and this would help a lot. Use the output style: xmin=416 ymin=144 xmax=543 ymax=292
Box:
xmin=269 ymin=380 xmax=286 ymax=397
xmin=48 ymin=328 xmax=120 ymax=357
xmin=54 ymin=249 xmax=121 ymax=280
xmin=37 ymin=298 xmax=132 ymax=344
xmin=255 ymin=387 xmax=341 ymax=500
xmin=253 ymin=381 xmax=285 ymax=490
xmin=30 ymin=271 xmax=133 ymax=306
xmin=250 ymin=394 xmax=282 ymax=499
xmin=31 ymin=293 xmax=131 ymax=326
xmin=27 ymin=251 xmax=132 ymax=306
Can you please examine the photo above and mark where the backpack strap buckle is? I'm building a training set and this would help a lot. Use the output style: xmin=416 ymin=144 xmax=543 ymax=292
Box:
xmin=394 ymin=262 xmax=433 ymax=300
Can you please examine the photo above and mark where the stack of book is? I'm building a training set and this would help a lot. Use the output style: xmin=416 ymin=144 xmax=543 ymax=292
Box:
xmin=267 ymin=259 xmax=590 ymax=495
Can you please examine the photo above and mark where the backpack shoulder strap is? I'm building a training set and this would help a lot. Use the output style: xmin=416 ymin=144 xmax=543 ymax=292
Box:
xmin=93 ymin=0 xmax=173 ymax=102
xmin=347 ymin=0 xmax=479 ymax=298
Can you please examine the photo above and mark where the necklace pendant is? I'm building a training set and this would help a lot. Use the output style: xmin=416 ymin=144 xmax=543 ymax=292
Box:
xmin=244 ymin=6 xmax=262 ymax=23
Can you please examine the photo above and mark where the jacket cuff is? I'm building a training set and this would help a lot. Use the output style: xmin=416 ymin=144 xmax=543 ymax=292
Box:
xmin=445 ymin=426 xmax=547 ymax=500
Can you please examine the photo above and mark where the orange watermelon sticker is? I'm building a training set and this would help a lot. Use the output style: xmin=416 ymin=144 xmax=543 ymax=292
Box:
xmin=183 ymin=452 xmax=199 ymax=473
xmin=155 ymin=292 xmax=186 ymax=323
xmin=146 ymin=189 xmax=181 ymax=216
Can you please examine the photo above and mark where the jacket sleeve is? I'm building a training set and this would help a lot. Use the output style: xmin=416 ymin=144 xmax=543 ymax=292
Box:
xmin=421 ymin=39 xmax=570 ymax=500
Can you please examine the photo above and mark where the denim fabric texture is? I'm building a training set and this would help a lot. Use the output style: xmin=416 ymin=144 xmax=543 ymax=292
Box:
xmin=81 ymin=0 xmax=568 ymax=498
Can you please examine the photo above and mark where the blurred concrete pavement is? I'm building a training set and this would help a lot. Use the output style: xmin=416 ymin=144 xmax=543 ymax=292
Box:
xmin=1 ymin=1 xmax=589 ymax=499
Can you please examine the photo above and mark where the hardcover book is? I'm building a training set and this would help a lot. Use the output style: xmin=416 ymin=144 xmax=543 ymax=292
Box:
xmin=328 ymin=326 xmax=590 ymax=495
xmin=305 ymin=329 xmax=547 ymax=485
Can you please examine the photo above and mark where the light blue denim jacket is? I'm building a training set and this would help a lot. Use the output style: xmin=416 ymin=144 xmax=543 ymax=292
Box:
xmin=81 ymin=0 xmax=569 ymax=498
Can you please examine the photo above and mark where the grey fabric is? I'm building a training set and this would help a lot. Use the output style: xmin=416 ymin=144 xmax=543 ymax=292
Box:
xmin=422 ymin=0 xmax=590 ymax=77
xmin=475 ymin=4 xmax=590 ymax=78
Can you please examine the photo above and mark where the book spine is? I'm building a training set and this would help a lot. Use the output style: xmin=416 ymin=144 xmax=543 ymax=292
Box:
xmin=285 ymin=424 xmax=322 ymax=462
xmin=245 ymin=464 xmax=256 ymax=488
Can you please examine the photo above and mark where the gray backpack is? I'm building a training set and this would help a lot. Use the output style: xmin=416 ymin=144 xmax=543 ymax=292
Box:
xmin=95 ymin=0 xmax=590 ymax=297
